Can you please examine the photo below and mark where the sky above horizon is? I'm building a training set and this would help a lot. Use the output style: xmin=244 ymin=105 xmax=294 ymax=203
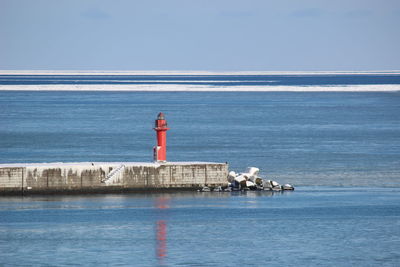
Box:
xmin=1 ymin=0 xmax=399 ymax=71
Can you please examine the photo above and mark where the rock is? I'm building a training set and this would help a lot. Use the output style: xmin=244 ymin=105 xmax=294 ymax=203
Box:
xmin=282 ymin=184 xmax=294 ymax=190
xmin=243 ymin=167 xmax=260 ymax=182
xmin=256 ymin=185 xmax=264 ymax=191
xmin=263 ymin=180 xmax=273 ymax=189
xmin=246 ymin=167 xmax=259 ymax=177
xmin=271 ymin=180 xmax=280 ymax=187
xmin=255 ymin=177 xmax=263 ymax=185
xmin=234 ymin=175 xmax=247 ymax=189
xmin=213 ymin=186 xmax=223 ymax=192
xmin=226 ymin=167 xmax=295 ymax=193
xmin=227 ymin=171 xmax=237 ymax=183
xmin=246 ymin=180 xmax=257 ymax=190
xmin=272 ymin=186 xmax=282 ymax=191
xmin=224 ymin=187 xmax=232 ymax=192
xmin=234 ymin=175 xmax=246 ymax=183
xmin=201 ymin=186 xmax=210 ymax=192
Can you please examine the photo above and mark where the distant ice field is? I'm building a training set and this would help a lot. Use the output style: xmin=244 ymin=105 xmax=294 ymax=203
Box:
xmin=0 ymin=73 xmax=400 ymax=91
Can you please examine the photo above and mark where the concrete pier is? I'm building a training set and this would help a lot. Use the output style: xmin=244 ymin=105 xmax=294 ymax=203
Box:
xmin=0 ymin=162 xmax=228 ymax=195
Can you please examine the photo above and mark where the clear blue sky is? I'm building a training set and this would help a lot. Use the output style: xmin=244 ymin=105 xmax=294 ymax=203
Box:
xmin=1 ymin=0 xmax=399 ymax=71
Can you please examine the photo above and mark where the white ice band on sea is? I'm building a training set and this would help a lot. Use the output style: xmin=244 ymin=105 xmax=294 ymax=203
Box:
xmin=0 ymin=84 xmax=399 ymax=92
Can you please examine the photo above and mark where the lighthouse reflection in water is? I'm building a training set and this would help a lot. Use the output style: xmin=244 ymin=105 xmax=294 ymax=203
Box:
xmin=155 ymin=197 xmax=170 ymax=265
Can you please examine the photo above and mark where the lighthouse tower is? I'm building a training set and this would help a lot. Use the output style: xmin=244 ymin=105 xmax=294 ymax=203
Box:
xmin=153 ymin=112 xmax=170 ymax=162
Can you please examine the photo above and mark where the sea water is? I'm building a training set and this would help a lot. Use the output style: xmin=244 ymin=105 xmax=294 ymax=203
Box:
xmin=1 ymin=189 xmax=399 ymax=266
xmin=1 ymin=90 xmax=399 ymax=187
xmin=0 ymin=74 xmax=399 ymax=266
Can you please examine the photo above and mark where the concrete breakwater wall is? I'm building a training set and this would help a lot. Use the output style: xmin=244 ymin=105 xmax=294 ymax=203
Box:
xmin=0 ymin=162 xmax=228 ymax=195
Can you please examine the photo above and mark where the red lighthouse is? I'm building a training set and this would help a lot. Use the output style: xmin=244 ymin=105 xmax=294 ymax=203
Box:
xmin=153 ymin=112 xmax=170 ymax=162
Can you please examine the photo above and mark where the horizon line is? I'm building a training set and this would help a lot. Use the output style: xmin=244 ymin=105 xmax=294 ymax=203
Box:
xmin=1 ymin=70 xmax=400 ymax=75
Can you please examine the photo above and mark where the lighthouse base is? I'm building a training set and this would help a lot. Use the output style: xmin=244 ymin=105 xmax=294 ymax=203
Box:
xmin=0 ymin=161 xmax=228 ymax=195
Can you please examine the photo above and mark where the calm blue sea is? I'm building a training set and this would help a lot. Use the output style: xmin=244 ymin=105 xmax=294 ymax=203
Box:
xmin=0 ymin=74 xmax=399 ymax=266
xmin=1 ymin=188 xmax=400 ymax=266
xmin=1 ymin=73 xmax=400 ymax=86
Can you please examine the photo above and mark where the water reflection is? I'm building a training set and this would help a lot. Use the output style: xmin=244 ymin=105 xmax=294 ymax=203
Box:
xmin=155 ymin=197 xmax=170 ymax=265
xmin=156 ymin=220 xmax=167 ymax=259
